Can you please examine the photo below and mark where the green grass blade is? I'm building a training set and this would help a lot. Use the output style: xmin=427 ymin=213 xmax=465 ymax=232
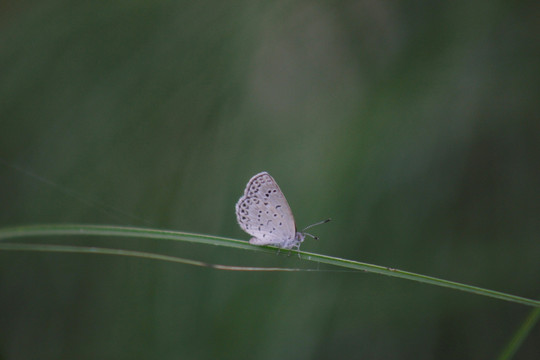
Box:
xmin=0 ymin=224 xmax=539 ymax=307
xmin=0 ymin=243 xmax=309 ymax=272
xmin=496 ymin=307 xmax=540 ymax=360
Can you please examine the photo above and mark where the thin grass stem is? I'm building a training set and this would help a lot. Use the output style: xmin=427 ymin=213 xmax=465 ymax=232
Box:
xmin=0 ymin=224 xmax=538 ymax=307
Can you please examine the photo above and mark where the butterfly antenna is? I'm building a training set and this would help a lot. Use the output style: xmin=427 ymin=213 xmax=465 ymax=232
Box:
xmin=303 ymin=232 xmax=319 ymax=240
xmin=302 ymin=218 xmax=331 ymax=232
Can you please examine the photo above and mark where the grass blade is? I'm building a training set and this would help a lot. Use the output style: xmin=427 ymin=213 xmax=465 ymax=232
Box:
xmin=496 ymin=307 xmax=540 ymax=360
xmin=0 ymin=224 xmax=539 ymax=307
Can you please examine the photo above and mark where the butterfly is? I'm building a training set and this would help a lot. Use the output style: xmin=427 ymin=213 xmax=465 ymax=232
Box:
xmin=235 ymin=171 xmax=329 ymax=250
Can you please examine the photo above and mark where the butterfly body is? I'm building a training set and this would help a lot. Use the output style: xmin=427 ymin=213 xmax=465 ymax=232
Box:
xmin=236 ymin=172 xmax=304 ymax=250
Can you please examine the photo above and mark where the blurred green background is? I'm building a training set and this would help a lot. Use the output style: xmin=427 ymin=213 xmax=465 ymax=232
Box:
xmin=1 ymin=1 xmax=539 ymax=359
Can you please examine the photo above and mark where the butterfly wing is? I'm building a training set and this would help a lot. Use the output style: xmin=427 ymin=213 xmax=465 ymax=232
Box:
xmin=236 ymin=172 xmax=297 ymax=246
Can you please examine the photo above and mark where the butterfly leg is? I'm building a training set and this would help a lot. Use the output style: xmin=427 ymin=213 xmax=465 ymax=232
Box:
xmin=294 ymin=244 xmax=302 ymax=258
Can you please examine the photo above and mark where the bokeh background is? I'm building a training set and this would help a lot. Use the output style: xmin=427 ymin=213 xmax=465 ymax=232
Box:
xmin=1 ymin=1 xmax=539 ymax=359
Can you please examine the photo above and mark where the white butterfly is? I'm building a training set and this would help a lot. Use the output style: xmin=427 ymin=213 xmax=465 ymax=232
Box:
xmin=235 ymin=171 xmax=329 ymax=250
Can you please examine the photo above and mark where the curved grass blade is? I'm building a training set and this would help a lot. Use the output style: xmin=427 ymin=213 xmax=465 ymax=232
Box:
xmin=496 ymin=307 xmax=540 ymax=360
xmin=0 ymin=224 xmax=539 ymax=307
xmin=0 ymin=243 xmax=310 ymax=272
